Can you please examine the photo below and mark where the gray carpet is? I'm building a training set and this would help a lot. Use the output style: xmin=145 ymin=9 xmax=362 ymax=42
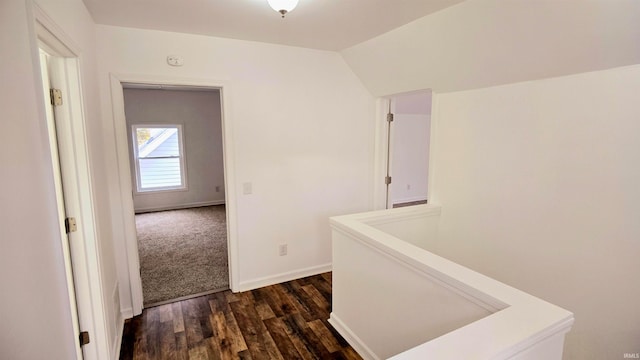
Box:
xmin=135 ymin=205 xmax=229 ymax=307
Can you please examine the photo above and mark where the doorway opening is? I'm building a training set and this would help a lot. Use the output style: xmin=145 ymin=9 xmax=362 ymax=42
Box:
xmin=376 ymin=90 xmax=433 ymax=209
xmin=121 ymin=84 xmax=230 ymax=308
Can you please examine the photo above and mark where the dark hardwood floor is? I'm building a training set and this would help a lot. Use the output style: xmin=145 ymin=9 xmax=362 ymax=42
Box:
xmin=119 ymin=272 xmax=362 ymax=360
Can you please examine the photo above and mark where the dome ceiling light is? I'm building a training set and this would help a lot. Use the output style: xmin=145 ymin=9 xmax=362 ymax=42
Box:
xmin=267 ymin=0 xmax=299 ymax=18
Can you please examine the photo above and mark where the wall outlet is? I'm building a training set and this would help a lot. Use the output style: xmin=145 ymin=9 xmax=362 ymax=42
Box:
xmin=279 ymin=244 xmax=288 ymax=256
xmin=243 ymin=182 xmax=252 ymax=195
xmin=407 ymin=184 xmax=411 ymax=190
xmin=215 ymin=185 xmax=220 ymax=192
xmin=166 ymin=55 xmax=184 ymax=66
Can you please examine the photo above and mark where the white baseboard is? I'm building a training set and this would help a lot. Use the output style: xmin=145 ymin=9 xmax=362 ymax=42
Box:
xmin=237 ymin=263 xmax=332 ymax=292
xmin=392 ymin=196 xmax=427 ymax=205
xmin=134 ymin=200 xmax=225 ymax=214
xmin=121 ymin=307 xmax=134 ymax=319
xmin=328 ymin=313 xmax=379 ymax=360
xmin=112 ymin=313 xmax=125 ymax=360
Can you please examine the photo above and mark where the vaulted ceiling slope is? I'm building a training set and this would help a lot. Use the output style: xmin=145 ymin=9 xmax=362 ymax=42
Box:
xmin=342 ymin=0 xmax=640 ymax=96
xmin=81 ymin=0 xmax=465 ymax=51
xmin=83 ymin=0 xmax=640 ymax=96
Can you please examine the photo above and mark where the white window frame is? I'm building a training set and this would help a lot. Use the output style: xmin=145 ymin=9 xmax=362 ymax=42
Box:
xmin=131 ymin=124 xmax=188 ymax=193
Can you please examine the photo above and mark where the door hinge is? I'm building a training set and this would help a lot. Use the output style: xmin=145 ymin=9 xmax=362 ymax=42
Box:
xmin=79 ymin=331 xmax=90 ymax=346
xmin=50 ymin=88 xmax=63 ymax=106
xmin=65 ymin=217 xmax=77 ymax=233
xmin=386 ymin=113 xmax=394 ymax=122
xmin=385 ymin=176 xmax=392 ymax=185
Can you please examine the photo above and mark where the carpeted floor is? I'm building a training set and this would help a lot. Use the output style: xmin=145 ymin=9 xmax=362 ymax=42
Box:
xmin=135 ymin=205 xmax=229 ymax=307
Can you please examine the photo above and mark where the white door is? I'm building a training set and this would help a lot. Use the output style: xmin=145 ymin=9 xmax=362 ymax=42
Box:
xmin=387 ymin=91 xmax=432 ymax=208
xmin=39 ymin=48 xmax=96 ymax=360
xmin=35 ymin=6 xmax=111 ymax=357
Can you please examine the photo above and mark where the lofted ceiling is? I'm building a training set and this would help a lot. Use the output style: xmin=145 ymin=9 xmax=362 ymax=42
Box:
xmin=82 ymin=0 xmax=465 ymax=51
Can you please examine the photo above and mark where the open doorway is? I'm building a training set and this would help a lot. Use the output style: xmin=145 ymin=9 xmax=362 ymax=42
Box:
xmin=122 ymin=85 xmax=228 ymax=307
xmin=384 ymin=90 xmax=432 ymax=208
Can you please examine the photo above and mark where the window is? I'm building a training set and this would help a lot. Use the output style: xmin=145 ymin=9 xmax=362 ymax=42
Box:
xmin=132 ymin=125 xmax=187 ymax=192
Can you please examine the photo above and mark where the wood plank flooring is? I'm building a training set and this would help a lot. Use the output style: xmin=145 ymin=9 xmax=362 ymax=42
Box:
xmin=119 ymin=272 xmax=362 ymax=360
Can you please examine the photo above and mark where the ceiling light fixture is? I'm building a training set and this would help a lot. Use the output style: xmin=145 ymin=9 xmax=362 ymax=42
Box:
xmin=267 ymin=0 xmax=299 ymax=18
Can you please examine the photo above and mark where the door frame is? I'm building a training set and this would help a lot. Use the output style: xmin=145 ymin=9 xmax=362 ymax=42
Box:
xmin=31 ymin=3 xmax=109 ymax=359
xmin=373 ymin=91 xmax=440 ymax=209
xmin=373 ymin=98 xmax=392 ymax=210
xmin=109 ymin=74 xmax=239 ymax=315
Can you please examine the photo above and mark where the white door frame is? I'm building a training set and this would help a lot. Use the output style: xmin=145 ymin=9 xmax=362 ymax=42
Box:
xmin=373 ymin=98 xmax=392 ymax=210
xmin=109 ymin=74 xmax=239 ymax=315
xmin=31 ymin=3 xmax=109 ymax=360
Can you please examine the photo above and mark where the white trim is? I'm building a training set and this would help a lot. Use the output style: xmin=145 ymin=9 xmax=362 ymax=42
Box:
xmin=134 ymin=200 xmax=226 ymax=214
xmin=237 ymin=263 xmax=332 ymax=292
xmin=328 ymin=314 xmax=379 ymax=360
xmin=31 ymin=3 xmax=111 ymax=360
xmin=37 ymin=48 xmax=85 ymax=360
xmin=31 ymin=3 xmax=79 ymax=55
xmin=120 ymin=307 xmax=134 ymax=320
xmin=109 ymin=75 xmax=143 ymax=315
xmin=61 ymin=56 xmax=110 ymax=360
xmin=359 ymin=204 xmax=441 ymax=227
xmin=109 ymin=73 xmax=240 ymax=316
xmin=111 ymin=317 xmax=124 ymax=360
xmin=391 ymin=196 xmax=428 ymax=205
xmin=426 ymin=92 xmax=440 ymax=205
xmin=372 ymin=98 xmax=390 ymax=210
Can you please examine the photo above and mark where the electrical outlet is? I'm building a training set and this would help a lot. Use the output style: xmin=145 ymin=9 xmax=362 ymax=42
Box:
xmin=243 ymin=182 xmax=252 ymax=195
xmin=166 ymin=55 xmax=184 ymax=66
xmin=407 ymin=184 xmax=411 ymax=190
xmin=215 ymin=186 xmax=220 ymax=192
xmin=279 ymin=244 xmax=288 ymax=256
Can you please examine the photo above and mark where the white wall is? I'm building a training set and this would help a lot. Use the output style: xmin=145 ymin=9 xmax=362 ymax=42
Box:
xmin=342 ymin=0 xmax=640 ymax=96
xmin=124 ymin=88 xmax=225 ymax=212
xmin=0 ymin=0 xmax=120 ymax=358
xmin=338 ymin=3 xmax=640 ymax=356
xmin=431 ymin=65 xmax=640 ymax=359
xmin=96 ymin=26 xmax=375 ymax=296
xmin=0 ymin=1 xmax=76 ymax=358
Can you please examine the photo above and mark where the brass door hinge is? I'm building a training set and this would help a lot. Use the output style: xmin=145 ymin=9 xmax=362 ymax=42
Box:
xmin=387 ymin=113 xmax=394 ymax=122
xmin=79 ymin=331 xmax=90 ymax=346
xmin=50 ymin=88 xmax=63 ymax=106
xmin=65 ymin=217 xmax=77 ymax=233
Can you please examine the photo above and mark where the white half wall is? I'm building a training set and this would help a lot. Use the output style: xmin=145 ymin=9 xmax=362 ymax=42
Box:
xmin=123 ymin=88 xmax=225 ymax=212
xmin=342 ymin=0 xmax=640 ymax=96
xmin=431 ymin=65 xmax=640 ymax=359
xmin=96 ymin=26 xmax=375 ymax=297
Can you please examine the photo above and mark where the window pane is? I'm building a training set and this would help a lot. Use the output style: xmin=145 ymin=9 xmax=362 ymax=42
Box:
xmin=133 ymin=125 xmax=185 ymax=192
xmin=137 ymin=128 xmax=180 ymax=158
xmin=138 ymin=157 xmax=182 ymax=189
